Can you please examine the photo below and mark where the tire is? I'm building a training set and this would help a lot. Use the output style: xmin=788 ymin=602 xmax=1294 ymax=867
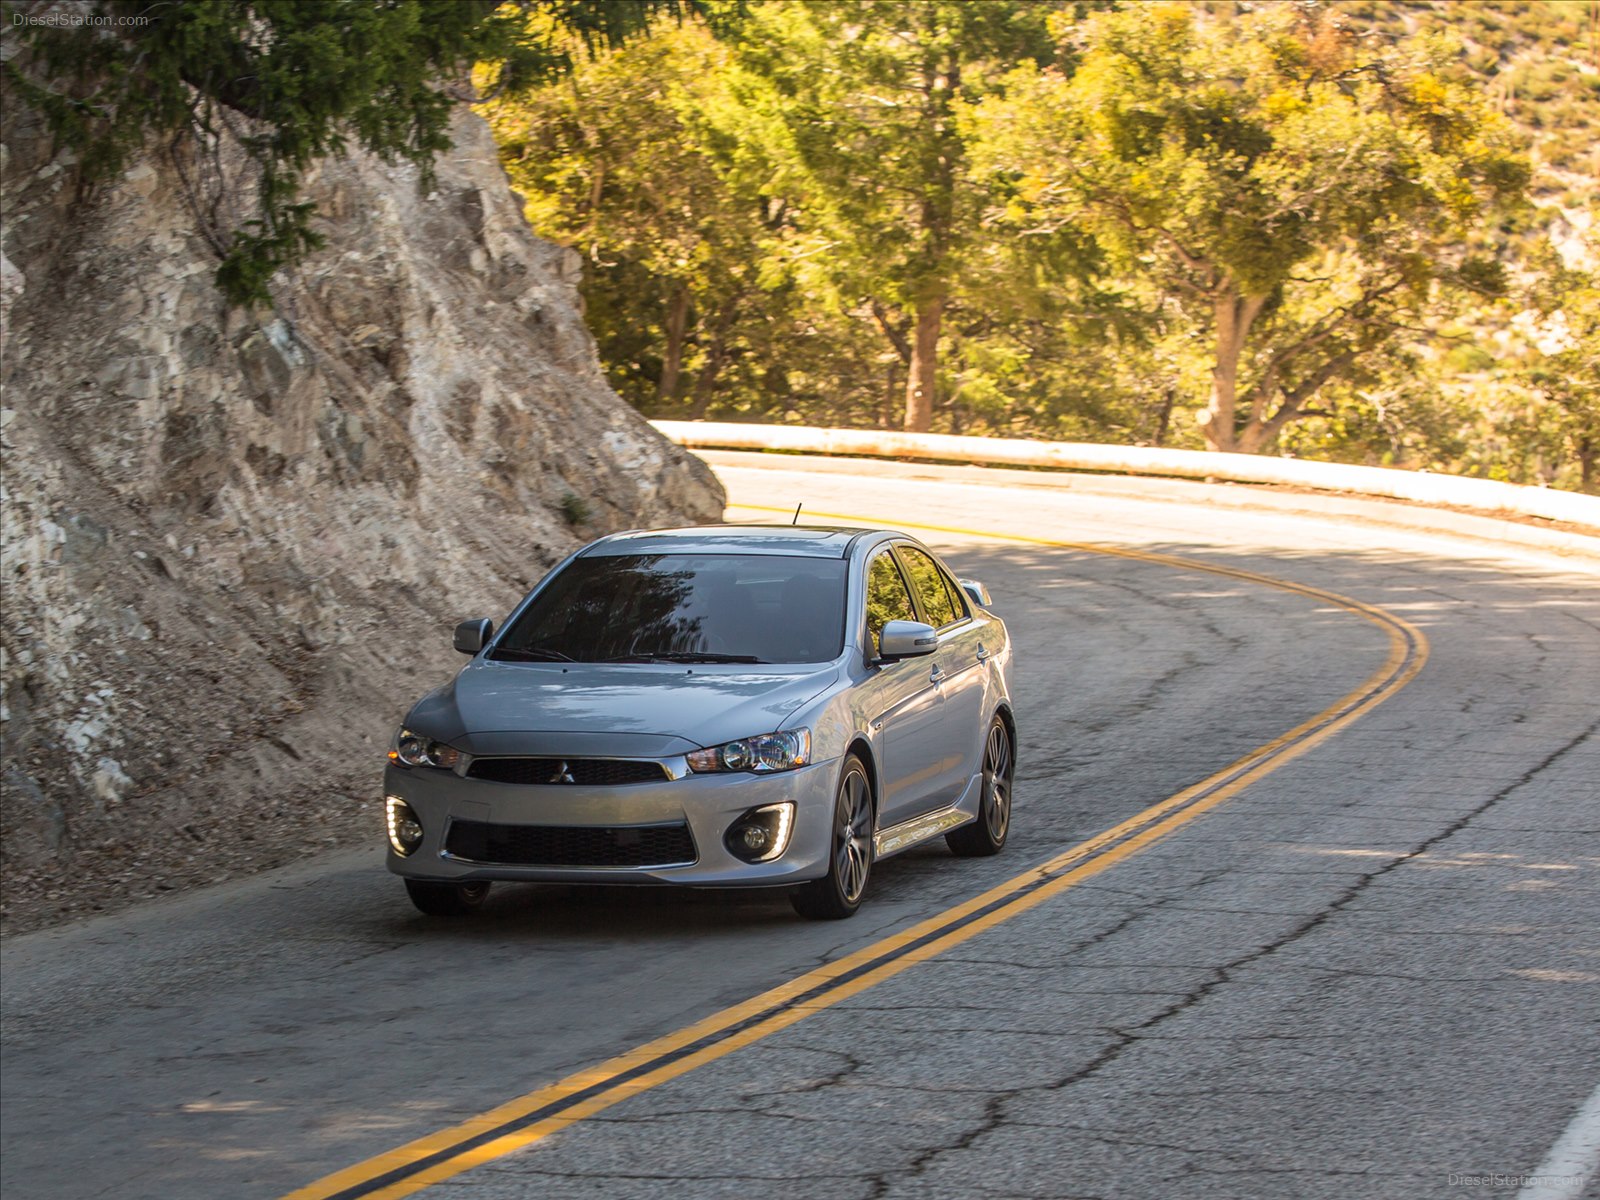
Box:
xmin=946 ymin=715 xmax=1013 ymax=858
xmin=405 ymin=878 xmax=491 ymax=916
xmin=792 ymin=754 xmax=874 ymax=920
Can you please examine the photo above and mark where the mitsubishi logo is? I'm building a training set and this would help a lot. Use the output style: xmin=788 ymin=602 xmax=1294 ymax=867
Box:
xmin=549 ymin=760 xmax=576 ymax=784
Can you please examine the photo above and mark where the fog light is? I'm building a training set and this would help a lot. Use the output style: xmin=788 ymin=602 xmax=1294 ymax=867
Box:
xmin=725 ymin=802 xmax=794 ymax=864
xmin=386 ymin=796 xmax=424 ymax=856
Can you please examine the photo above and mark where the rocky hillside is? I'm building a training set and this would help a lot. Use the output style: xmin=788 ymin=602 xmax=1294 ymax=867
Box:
xmin=1353 ymin=0 xmax=1598 ymax=250
xmin=0 ymin=98 xmax=724 ymax=933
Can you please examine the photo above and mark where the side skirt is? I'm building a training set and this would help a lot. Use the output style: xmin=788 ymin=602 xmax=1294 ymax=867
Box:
xmin=873 ymin=774 xmax=982 ymax=859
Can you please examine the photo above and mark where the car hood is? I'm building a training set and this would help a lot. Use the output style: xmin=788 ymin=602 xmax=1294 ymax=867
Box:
xmin=406 ymin=661 xmax=841 ymax=758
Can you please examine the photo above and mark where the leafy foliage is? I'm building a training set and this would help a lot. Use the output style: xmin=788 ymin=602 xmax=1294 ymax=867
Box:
xmin=483 ymin=22 xmax=772 ymax=416
xmin=1508 ymin=234 xmax=1600 ymax=489
xmin=3 ymin=0 xmax=698 ymax=305
xmin=966 ymin=2 xmax=1530 ymax=452
xmin=701 ymin=1 xmax=1073 ymax=431
xmin=487 ymin=0 xmax=1596 ymax=486
xmin=488 ymin=1 xmax=1136 ymax=435
xmin=1340 ymin=0 xmax=1600 ymax=191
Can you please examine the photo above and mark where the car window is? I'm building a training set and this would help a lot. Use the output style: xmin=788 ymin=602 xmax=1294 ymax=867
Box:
xmin=937 ymin=563 xmax=970 ymax=622
xmin=492 ymin=554 xmax=847 ymax=664
xmin=865 ymin=551 xmax=917 ymax=657
xmin=897 ymin=546 xmax=965 ymax=628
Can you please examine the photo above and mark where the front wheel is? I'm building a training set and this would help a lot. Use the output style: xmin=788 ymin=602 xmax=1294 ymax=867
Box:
xmin=405 ymin=879 xmax=491 ymax=916
xmin=946 ymin=715 xmax=1013 ymax=858
xmin=792 ymin=755 xmax=874 ymax=920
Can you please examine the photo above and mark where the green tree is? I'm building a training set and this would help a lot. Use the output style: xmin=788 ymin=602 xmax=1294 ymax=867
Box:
xmin=3 ymin=0 xmax=700 ymax=306
xmin=1515 ymin=236 xmax=1600 ymax=491
xmin=966 ymin=2 xmax=1530 ymax=452
xmin=705 ymin=0 xmax=1061 ymax=431
xmin=483 ymin=22 xmax=774 ymax=417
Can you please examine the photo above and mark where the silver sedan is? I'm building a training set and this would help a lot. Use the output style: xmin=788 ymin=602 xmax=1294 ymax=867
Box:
xmin=383 ymin=525 xmax=1016 ymax=919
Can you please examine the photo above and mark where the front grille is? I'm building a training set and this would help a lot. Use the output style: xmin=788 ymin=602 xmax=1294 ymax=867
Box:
xmin=466 ymin=757 xmax=669 ymax=786
xmin=444 ymin=819 xmax=697 ymax=868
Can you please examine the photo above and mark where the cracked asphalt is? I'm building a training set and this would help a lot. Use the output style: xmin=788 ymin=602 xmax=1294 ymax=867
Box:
xmin=3 ymin=459 xmax=1597 ymax=1200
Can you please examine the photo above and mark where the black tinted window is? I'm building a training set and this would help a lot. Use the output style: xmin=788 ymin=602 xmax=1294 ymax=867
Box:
xmin=898 ymin=546 xmax=964 ymax=628
xmin=493 ymin=554 xmax=847 ymax=664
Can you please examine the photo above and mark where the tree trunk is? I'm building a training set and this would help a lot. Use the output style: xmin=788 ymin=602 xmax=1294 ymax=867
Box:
xmin=1153 ymin=386 xmax=1175 ymax=448
xmin=903 ymin=296 xmax=943 ymax=433
xmin=1203 ymin=290 xmax=1274 ymax=452
xmin=657 ymin=286 xmax=690 ymax=407
xmin=687 ymin=298 xmax=740 ymax=420
xmin=686 ymin=350 xmax=723 ymax=420
xmin=870 ymin=300 xmax=912 ymax=367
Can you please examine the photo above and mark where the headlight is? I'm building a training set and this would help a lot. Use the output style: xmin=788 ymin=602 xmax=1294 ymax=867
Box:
xmin=388 ymin=727 xmax=461 ymax=770
xmin=686 ymin=728 xmax=810 ymax=774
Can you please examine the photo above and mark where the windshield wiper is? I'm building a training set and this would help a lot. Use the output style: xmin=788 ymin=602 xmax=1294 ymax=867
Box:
xmin=658 ymin=652 xmax=768 ymax=663
xmin=490 ymin=646 xmax=575 ymax=662
xmin=604 ymin=652 xmax=767 ymax=664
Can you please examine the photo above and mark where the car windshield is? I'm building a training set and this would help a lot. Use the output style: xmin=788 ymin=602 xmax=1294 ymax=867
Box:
xmin=491 ymin=553 xmax=848 ymax=665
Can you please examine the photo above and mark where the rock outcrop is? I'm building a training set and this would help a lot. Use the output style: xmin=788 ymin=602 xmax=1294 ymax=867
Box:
xmin=0 ymin=97 xmax=724 ymax=931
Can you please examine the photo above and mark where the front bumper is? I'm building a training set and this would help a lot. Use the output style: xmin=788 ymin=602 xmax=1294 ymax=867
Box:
xmin=383 ymin=758 xmax=839 ymax=887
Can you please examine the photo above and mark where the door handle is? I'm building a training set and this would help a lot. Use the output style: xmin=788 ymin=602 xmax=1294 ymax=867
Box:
xmin=929 ymin=664 xmax=944 ymax=684
xmin=976 ymin=644 xmax=989 ymax=663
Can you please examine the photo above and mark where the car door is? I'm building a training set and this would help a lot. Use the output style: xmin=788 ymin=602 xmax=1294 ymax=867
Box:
xmin=859 ymin=547 xmax=948 ymax=829
xmin=895 ymin=544 xmax=990 ymax=800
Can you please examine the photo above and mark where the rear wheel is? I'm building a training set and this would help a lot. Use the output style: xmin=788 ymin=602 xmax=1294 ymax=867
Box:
xmin=792 ymin=754 xmax=873 ymax=920
xmin=946 ymin=715 xmax=1013 ymax=858
xmin=405 ymin=879 xmax=491 ymax=916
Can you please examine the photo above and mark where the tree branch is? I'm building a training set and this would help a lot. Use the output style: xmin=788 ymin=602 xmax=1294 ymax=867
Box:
xmin=870 ymin=300 xmax=913 ymax=365
xmin=1242 ymin=274 xmax=1407 ymax=407
xmin=1249 ymin=349 xmax=1357 ymax=448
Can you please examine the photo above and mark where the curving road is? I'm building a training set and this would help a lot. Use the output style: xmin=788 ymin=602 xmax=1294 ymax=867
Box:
xmin=3 ymin=456 xmax=1598 ymax=1200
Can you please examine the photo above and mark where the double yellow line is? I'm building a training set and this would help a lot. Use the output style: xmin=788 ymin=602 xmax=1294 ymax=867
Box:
xmin=286 ymin=509 xmax=1427 ymax=1200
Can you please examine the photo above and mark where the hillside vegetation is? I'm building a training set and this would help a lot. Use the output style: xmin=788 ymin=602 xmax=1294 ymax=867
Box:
xmin=483 ymin=0 xmax=1600 ymax=490
xmin=1351 ymin=0 xmax=1599 ymax=192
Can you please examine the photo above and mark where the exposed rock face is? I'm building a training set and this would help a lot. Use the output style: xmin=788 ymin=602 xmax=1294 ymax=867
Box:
xmin=0 ymin=100 xmax=724 ymax=932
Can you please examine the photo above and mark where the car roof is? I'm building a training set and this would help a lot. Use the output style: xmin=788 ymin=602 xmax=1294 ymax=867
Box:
xmin=581 ymin=524 xmax=885 ymax=559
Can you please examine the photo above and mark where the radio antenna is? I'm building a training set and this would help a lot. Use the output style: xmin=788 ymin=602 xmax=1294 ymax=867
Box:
xmin=792 ymin=503 xmax=803 ymax=526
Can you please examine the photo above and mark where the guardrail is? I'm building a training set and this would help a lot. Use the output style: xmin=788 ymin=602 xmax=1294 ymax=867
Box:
xmin=653 ymin=420 xmax=1600 ymax=532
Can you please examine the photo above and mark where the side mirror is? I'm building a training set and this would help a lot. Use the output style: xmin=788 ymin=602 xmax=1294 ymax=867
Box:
xmin=958 ymin=578 xmax=991 ymax=608
xmin=878 ymin=619 xmax=938 ymax=661
xmin=453 ymin=618 xmax=494 ymax=655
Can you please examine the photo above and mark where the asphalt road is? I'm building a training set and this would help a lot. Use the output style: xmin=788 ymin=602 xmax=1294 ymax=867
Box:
xmin=4 ymin=458 xmax=1597 ymax=1200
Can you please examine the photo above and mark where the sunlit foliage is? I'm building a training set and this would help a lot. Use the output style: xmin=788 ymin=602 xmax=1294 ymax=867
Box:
xmin=4 ymin=0 xmax=700 ymax=305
